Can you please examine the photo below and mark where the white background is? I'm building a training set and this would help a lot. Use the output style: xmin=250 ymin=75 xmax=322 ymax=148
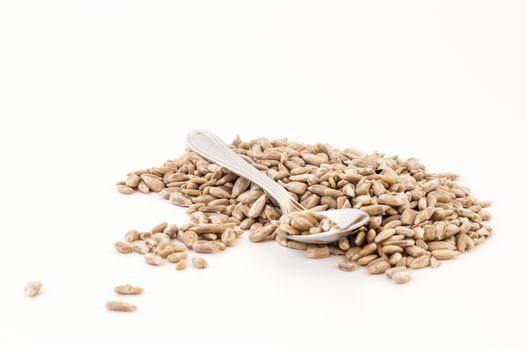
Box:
xmin=1 ymin=1 xmax=526 ymax=349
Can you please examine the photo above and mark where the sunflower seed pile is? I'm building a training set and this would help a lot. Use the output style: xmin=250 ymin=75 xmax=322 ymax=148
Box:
xmin=116 ymin=135 xmax=492 ymax=283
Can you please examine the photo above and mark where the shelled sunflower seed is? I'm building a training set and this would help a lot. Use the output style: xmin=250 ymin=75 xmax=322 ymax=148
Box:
xmin=191 ymin=256 xmax=208 ymax=269
xmin=114 ymin=284 xmax=144 ymax=295
xmin=105 ymin=301 xmax=137 ymax=312
xmin=24 ymin=281 xmax=42 ymax=297
xmin=116 ymin=135 xmax=492 ymax=284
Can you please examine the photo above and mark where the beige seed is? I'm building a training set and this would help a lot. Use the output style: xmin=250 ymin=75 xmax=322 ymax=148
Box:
xmin=141 ymin=175 xmax=164 ymax=192
xmin=192 ymin=240 xmax=219 ymax=253
xmin=383 ymin=220 xmax=401 ymax=230
xmin=361 ymin=205 xmax=389 ymax=216
xmin=400 ymin=209 xmax=418 ymax=225
xmin=388 ymin=252 xmax=403 ymax=265
xmin=238 ymin=190 xmax=264 ymax=204
xmin=117 ymin=185 xmax=134 ymax=195
xmin=427 ymin=240 xmax=455 ymax=251
xmin=169 ymin=192 xmax=193 ymax=207
xmin=214 ymin=241 xmax=227 ymax=250
xmin=144 ymin=238 xmax=157 ymax=250
xmin=283 ymin=181 xmax=307 ymax=195
xmin=367 ymin=260 xmax=391 ymax=274
xmin=385 ymin=266 xmax=407 ymax=279
xmin=394 ymin=256 xmax=407 ymax=267
xmin=131 ymin=240 xmax=149 ymax=254
xmin=125 ymin=230 xmax=140 ymax=243
xmin=157 ymin=245 xmax=177 ymax=258
xmin=167 ymin=252 xmax=187 ymax=263
xmin=391 ymin=270 xmax=411 ymax=284
xmin=276 ymin=233 xmax=288 ymax=246
xmin=179 ymin=231 xmax=198 ymax=249
xmin=264 ymin=205 xmax=281 ymax=220
xmin=105 ymin=301 xmax=137 ymax=312
xmin=377 ymin=194 xmax=406 ymax=207
xmin=408 ymin=255 xmax=430 ymax=269
xmin=137 ymin=181 xmax=150 ymax=193
xmin=287 ymin=240 xmax=308 ymax=250
xmin=457 ymin=233 xmax=471 ymax=252
xmin=191 ymin=224 xmax=225 ymax=234
xmin=382 ymin=245 xmax=404 ymax=254
xmin=163 ymin=224 xmax=179 ymax=238
xmin=151 ymin=221 xmax=168 ymax=234
xmin=405 ymin=245 xmax=428 ymax=257
xmin=24 ymin=281 xmax=42 ymax=297
xmin=153 ymin=232 xmax=170 ymax=245
xmin=292 ymin=211 xmax=321 ymax=225
xmin=352 ymin=243 xmax=377 ymax=261
xmin=249 ymin=225 xmax=276 ymax=242
xmin=374 ymin=228 xmax=396 ymax=243
xmin=338 ymin=237 xmax=351 ymax=251
xmin=290 ymin=217 xmax=316 ymax=231
xmin=221 ymin=228 xmax=237 ymax=247
xmin=395 ymin=226 xmax=415 ymax=237
xmin=114 ymin=284 xmax=143 ymax=295
xmin=445 ymin=224 xmax=460 ymax=238
xmin=301 ymin=153 xmax=326 ymax=166
xmin=125 ymin=174 xmax=141 ymax=187
xmin=278 ymin=223 xmax=300 ymax=235
xmin=305 ymin=245 xmax=330 ymax=259
xmin=310 ymin=226 xmax=324 ymax=234
xmin=430 ymin=256 xmax=441 ymax=268
xmin=338 ymin=260 xmax=357 ymax=272
xmin=114 ymin=241 xmax=132 ymax=254
xmin=144 ymin=253 xmax=163 ymax=266
xmin=248 ymin=194 xmax=267 ymax=218
xmin=328 ymin=246 xmax=345 ymax=255
xmin=175 ymin=260 xmax=187 ymax=270
xmin=431 ymin=249 xmax=460 ymax=260
xmin=191 ymin=256 xmax=208 ymax=269
xmin=139 ymin=231 xmax=152 ymax=240
xmin=414 ymin=207 xmax=435 ymax=225
xmin=231 ymin=177 xmax=251 ymax=198
xmin=209 ymin=187 xmax=231 ymax=199
xmin=323 ymin=188 xmax=343 ymax=198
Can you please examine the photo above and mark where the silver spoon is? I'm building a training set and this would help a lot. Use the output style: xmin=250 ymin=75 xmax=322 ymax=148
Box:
xmin=185 ymin=130 xmax=369 ymax=244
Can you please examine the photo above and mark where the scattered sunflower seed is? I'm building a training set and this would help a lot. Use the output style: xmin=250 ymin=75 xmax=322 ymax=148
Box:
xmin=105 ymin=301 xmax=137 ymax=312
xmin=175 ymin=260 xmax=187 ymax=270
xmin=191 ymin=256 xmax=207 ymax=269
xmin=24 ymin=281 xmax=42 ymax=297
xmin=114 ymin=241 xmax=132 ymax=254
xmin=114 ymin=284 xmax=144 ymax=295
xmin=338 ymin=260 xmax=357 ymax=272
xmin=144 ymin=253 xmax=163 ymax=266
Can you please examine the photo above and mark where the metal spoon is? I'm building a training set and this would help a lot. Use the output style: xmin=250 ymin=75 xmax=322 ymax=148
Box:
xmin=185 ymin=130 xmax=369 ymax=244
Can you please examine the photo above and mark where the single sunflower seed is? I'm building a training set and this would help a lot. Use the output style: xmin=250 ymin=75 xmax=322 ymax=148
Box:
xmin=24 ymin=281 xmax=42 ymax=297
xmin=191 ymin=256 xmax=208 ymax=269
xmin=105 ymin=301 xmax=137 ymax=312
xmin=114 ymin=284 xmax=143 ymax=295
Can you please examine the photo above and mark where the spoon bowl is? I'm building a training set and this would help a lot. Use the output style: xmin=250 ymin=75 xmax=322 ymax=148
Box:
xmin=283 ymin=208 xmax=369 ymax=244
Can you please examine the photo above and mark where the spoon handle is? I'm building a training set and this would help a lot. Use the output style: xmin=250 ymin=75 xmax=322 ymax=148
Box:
xmin=186 ymin=130 xmax=295 ymax=215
